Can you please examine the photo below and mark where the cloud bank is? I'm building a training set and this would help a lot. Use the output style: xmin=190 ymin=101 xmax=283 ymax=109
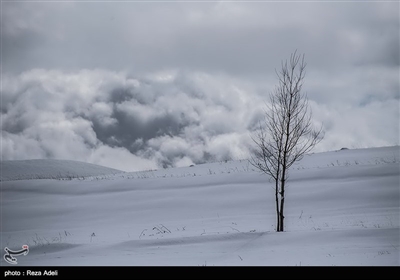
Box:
xmin=1 ymin=69 xmax=265 ymax=170
xmin=2 ymin=68 xmax=398 ymax=171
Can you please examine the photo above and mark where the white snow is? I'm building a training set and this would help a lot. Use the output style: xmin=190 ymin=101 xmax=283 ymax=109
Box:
xmin=0 ymin=159 xmax=124 ymax=181
xmin=1 ymin=146 xmax=399 ymax=266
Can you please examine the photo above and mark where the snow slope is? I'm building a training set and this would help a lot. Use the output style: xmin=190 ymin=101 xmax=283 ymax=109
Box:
xmin=1 ymin=146 xmax=399 ymax=266
xmin=0 ymin=159 xmax=124 ymax=181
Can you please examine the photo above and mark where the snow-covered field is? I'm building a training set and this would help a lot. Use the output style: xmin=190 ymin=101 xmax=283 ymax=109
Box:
xmin=1 ymin=146 xmax=399 ymax=266
xmin=0 ymin=159 xmax=123 ymax=181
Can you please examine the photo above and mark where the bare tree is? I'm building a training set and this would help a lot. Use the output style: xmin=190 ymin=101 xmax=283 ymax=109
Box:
xmin=250 ymin=51 xmax=323 ymax=232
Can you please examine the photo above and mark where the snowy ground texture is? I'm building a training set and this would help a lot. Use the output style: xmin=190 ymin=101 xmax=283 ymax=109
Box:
xmin=1 ymin=146 xmax=399 ymax=266
xmin=0 ymin=159 xmax=123 ymax=181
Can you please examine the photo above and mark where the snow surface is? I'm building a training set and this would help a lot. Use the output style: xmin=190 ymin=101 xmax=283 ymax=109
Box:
xmin=0 ymin=159 xmax=124 ymax=181
xmin=1 ymin=146 xmax=399 ymax=266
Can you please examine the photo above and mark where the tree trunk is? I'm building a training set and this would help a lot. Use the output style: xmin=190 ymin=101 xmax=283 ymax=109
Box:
xmin=275 ymin=181 xmax=280 ymax=231
xmin=279 ymin=186 xmax=285 ymax=232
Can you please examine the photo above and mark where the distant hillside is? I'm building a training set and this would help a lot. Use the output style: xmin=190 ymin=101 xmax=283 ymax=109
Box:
xmin=0 ymin=159 xmax=124 ymax=181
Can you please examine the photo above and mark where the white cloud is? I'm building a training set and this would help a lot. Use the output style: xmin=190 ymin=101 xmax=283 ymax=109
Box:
xmin=310 ymin=99 xmax=399 ymax=151
xmin=206 ymin=132 xmax=252 ymax=161
xmin=1 ymin=132 xmax=44 ymax=160
xmin=174 ymin=156 xmax=194 ymax=168
xmin=89 ymin=102 xmax=117 ymax=127
xmin=89 ymin=145 xmax=157 ymax=172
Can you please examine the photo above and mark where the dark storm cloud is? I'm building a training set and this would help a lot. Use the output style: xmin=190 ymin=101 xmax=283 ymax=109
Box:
xmin=1 ymin=1 xmax=399 ymax=170
xmin=92 ymin=105 xmax=186 ymax=152
xmin=1 ymin=69 xmax=266 ymax=170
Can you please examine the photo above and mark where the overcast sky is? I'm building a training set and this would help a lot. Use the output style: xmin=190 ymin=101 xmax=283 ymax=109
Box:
xmin=1 ymin=1 xmax=399 ymax=171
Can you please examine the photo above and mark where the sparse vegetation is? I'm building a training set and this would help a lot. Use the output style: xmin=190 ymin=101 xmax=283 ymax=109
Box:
xmin=29 ymin=231 xmax=71 ymax=247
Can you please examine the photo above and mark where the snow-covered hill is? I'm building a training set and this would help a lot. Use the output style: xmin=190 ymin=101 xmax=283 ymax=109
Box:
xmin=1 ymin=146 xmax=399 ymax=266
xmin=0 ymin=159 xmax=124 ymax=181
